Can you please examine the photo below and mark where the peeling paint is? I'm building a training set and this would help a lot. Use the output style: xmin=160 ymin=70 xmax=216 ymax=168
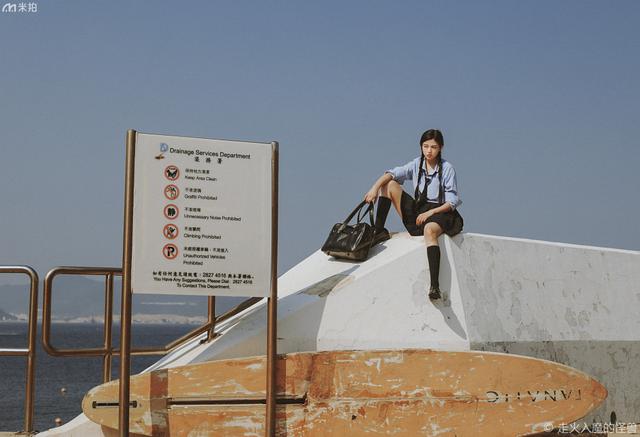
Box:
xmin=83 ymin=349 xmax=607 ymax=436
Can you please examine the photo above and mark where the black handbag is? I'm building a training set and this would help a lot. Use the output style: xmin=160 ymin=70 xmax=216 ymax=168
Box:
xmin=321 ymin=201 xmax=376 ymax=261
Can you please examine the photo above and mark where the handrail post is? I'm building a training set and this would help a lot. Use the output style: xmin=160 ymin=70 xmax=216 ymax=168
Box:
xmin=0 ymin=265 xmax=39 ymax=434
xmin=207 ymin=296 xmax=216 ymax=341
xmin=24 ymin=266 xmax=39 ymax=435
xmin=103 ymin=272 xmax=114 ymax=382
xmin=42 ymin=267 xmax=122 ymax=357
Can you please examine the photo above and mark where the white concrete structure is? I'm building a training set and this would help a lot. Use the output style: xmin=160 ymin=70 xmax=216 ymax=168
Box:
xmin=42 ymin=233 xmax=640 ymax=435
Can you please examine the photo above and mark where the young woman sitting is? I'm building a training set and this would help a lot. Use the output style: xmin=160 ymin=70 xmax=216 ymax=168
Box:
xmin=364 ymin=129 xmax=463 ymax=300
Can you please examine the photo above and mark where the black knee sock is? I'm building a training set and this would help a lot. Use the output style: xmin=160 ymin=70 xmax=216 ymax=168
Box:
xmin=375 ymin=197 xmax=391 ymax=232
xmin=427 ymin=245 xmax=440 ymax=288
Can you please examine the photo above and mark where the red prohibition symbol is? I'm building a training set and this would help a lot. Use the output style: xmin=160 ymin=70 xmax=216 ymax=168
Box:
xmin=163 ymin=223 xmax=179 ymax=239
xmin=163 ymin=244 xmax=179 ymax=260
xmin=164 ymin=165 xmax=180 ymax=181
xmin=164 ymin=184 xmax=180 ymax=200
xmin=164 ymin=204 xmax=179 ymax=220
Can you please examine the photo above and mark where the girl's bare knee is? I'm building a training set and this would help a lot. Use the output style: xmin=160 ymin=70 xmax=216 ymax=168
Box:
xmin=387 ymin=180 xmax=401 ymax=190
xmin=380 ymin=180 xmax=401 ymax=200
xmin=424 ymin=224 xmax=442 ymax=239
xmin=387 ymin=180 xmax=402 ymax=198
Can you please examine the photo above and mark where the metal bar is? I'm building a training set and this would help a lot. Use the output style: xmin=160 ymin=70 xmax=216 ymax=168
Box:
xmin=217 ymin=297 xmax=262 ymax=324
xmin=103 ymin=273 xmax=114 ymax=382
xmin=0 ymin=349 xmax=29 ymax=355
xmin=24 ymin=266 xmax=38 ymax=434
xmin=147 ymin=296 xmax=261 ymax=351
xmin=40 ymin=324 xmax=213 ymax=357
xmin=148 ymin=296 xmax=262 ymax=352
xmin=119 ymin=128 xmax=137 ymax=437
xmin=46 ymin=267 xmax=123 ymax=276
xmin=163 ymin=323 xmax=211 ymax=351
xmin=41 ymin=269 xmax=262 ymax=356
xmin=40 ymin=347 xmax=165 ymax=357
xmin=169 ymin=396 xmax=305 ymax=406
xmin=265 ymin=142 xmax=279 ymax=437
xmin=40 ymin=347 xmax=113 ymax=357
xmin=112 ymin=348 xmax=171 ymax=356
xmin=0 ymin=265 xmax=39 ymax=434
xmin=41 ymin=269 xmax=55 ymax=357
xmin=42 ymin=267 xmax=122 ymax=357
xmin=207 ymin=296 xmax=216 ymax=341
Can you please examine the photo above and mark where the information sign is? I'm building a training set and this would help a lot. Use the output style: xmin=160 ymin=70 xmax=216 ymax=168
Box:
xmin=131 ymin=133 xmax=274 ymax=297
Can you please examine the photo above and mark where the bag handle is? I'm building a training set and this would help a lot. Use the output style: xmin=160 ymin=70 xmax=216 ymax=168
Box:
xmin=337 ymin=201 xmax=378 ymax=256
xmin=356 ymin=201 xmax=375 ymax=225
xmin=340 ymin=201 xmax=374 ymax=228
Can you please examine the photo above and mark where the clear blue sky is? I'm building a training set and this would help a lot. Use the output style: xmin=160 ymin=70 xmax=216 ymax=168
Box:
xmin=1 ymin=0 xmax=639 ymax=282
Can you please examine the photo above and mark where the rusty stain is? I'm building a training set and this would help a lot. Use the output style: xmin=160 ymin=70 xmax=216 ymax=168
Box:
xmin=83 ymin=349 xmax=607 ymax=436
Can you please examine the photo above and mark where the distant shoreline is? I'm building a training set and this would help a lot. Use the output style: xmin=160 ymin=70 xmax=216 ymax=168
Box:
xmin=0 ymin=314 xmax=207 ymax=325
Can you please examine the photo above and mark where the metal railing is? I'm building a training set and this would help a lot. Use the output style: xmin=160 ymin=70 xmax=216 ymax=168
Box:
xmin=42 ymin=266 xmax=262 ymax=383
xmin=0 ymin=266 xmax=39 ymax=434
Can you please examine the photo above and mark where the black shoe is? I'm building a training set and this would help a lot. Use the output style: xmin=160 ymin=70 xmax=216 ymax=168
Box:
xmin=428 ymin=286 xmax=441 ymax=300
xmin=372 ymin=228 xmax=391 ymax=245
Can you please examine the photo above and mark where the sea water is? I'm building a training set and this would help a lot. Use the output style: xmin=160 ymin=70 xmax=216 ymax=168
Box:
xmin=0 ymin=322 xmax=197 ymax=432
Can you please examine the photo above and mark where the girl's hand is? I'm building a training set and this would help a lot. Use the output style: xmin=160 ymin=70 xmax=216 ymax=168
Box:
xmin=364 ymin=187 xmax=378 ymax=204
xmin=416 ymin=210 xmax=434 ymax=226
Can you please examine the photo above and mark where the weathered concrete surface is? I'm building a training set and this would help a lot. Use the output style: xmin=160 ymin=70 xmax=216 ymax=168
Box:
xmin=473 ymin=341 xmax=640 ymax=424
xmin=185 ymin=232 xmax=471 ymax=364
xmin=38 ymin=232 xmax=640 ymax=435
xmin=447 ymin=234 xmax=639 ymax=343
xmin=446 ymin=234 xmax=640 ymax=423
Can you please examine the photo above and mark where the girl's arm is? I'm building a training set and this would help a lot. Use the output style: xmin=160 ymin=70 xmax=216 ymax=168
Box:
xmin=364 ymin=159 xmax=416 ymax=203
xmin=364 ymin=173 xmax=393 ymax=203
xmin=416 ymin=163 xmax=459 ymax=225
xmin=442 ymin=164 xmax=462 ymax=209
xmin=416 ymin=202 xmax=452 ymax=225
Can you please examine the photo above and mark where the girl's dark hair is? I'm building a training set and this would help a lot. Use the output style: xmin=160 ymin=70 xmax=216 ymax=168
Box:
xmin=419 ymin=129 xmax=444 ymax=148
xmin=415 ymin=129 xmax=445 ymax=201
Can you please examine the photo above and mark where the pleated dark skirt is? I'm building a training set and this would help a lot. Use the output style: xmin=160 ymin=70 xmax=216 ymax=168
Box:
xmin=400 ymin=191 xmax=464 ymax=237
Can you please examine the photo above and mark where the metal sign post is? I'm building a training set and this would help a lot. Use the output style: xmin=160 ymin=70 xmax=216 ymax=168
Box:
xmin=119 ymin=129 xmax=136 ymax=437
xmin=119 ymin=130 xmax=278 ymax=436
xmin=266 ymin=144 xmax=278 ymax=436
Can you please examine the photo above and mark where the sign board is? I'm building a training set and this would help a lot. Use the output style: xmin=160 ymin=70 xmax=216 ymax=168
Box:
xmin=131 ymin=133 xmax=274 ymax=297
